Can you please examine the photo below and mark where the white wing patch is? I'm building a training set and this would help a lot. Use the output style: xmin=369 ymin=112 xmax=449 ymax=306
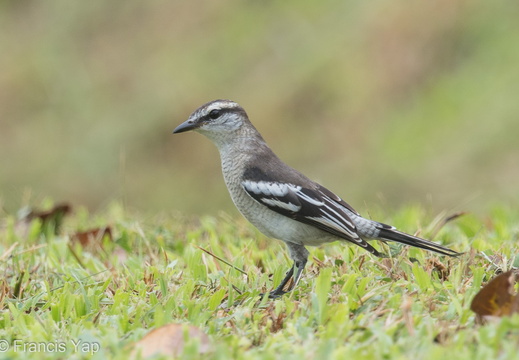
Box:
xmin=242 ymin=180 xmax=302 ymax=212
xmin=242 ymin=180 xmax=301 ymax=196
xmin=261 ymin=198 xmax=301 ymax=212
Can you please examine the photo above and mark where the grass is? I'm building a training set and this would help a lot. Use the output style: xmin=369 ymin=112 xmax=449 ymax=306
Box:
xmin=0 ymin=203 xmax=518 ymax=359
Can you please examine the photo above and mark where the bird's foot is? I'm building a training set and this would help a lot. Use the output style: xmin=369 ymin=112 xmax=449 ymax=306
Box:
xmin=268 ymin=290 xmax=287 ymax=299
xmin=258 ymin=290 xmax=288 ymax=299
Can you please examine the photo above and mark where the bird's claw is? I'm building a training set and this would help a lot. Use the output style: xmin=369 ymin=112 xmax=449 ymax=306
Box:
xmin=258 ymin=290 xmax=288 ymax=299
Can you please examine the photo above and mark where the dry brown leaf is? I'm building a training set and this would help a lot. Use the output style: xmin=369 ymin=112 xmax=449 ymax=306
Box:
xmin=26 ymin=203 xmax=72 ymax=221
xmin=71 ymin=227 xmax=113 ymax=247
xmin=131 ymin=323 xmax=211 ymax=358
xmin=19 ymin=203 xmax=72 ymax=235
xmin=470 ymin=270 xmax=519 ymax=323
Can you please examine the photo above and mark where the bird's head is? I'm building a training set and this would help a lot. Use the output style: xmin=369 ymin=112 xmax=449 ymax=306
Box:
xmin=173 ymin=100 xmax=250 ymax=143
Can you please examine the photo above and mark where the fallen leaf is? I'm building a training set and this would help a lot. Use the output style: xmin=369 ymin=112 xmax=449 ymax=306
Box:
xmin=18 ymin=203 xmax=72 ymax=235
xmin=131 ymin=323 xmax=211 ymax=358
xmin=470 ymin=270 xmax=519 ymax=323
xmin=71 ymin=227 xmax=113 ymax=247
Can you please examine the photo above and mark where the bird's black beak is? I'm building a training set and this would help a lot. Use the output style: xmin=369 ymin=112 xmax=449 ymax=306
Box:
xmin=172 ymin=119 xmax=197 ymax=134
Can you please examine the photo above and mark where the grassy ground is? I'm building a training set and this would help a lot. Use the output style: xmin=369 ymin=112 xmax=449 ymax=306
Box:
xmin=0 ymin=203 xmax=518 ymax=359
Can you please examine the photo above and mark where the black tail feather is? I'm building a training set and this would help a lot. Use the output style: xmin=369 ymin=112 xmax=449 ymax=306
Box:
xmin=377 ymin=228 xmax=460 ymax=257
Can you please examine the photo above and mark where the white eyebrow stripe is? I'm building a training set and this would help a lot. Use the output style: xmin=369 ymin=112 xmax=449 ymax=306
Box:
xmin=206 ymin=101 xmax=240 ymax=113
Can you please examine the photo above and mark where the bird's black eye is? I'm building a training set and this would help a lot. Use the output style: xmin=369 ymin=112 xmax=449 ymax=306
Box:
xmin=209 ymin=109 xmax=221 ymax=119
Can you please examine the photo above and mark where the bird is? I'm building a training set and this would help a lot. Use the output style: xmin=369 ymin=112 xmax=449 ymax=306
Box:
xmin=173 ymin=99 xmax=460 ymax=298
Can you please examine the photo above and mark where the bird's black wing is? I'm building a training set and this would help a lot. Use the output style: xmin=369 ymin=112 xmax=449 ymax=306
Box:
xmin=241 ymin=179 xmax=383 ymax=256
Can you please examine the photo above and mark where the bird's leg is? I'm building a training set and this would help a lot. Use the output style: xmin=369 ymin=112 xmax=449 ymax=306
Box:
xmin=291 ymin=258 xmax=307 ymax=291
xmin=286 ymin=242 xmax=309 ymax=289
xmin=268 ymin=264 xmax=295 ymax=298
xmin=266 ymin=243 xmax=309 ymax=298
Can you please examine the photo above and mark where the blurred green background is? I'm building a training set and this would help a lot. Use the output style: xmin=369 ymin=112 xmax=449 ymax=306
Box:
xmin=1 ymin=0 xmax=518 ymax=216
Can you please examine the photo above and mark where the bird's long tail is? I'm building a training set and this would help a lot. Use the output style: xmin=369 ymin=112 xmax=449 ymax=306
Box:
xmin=377 ymin=227 xmax=460 ymax=257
